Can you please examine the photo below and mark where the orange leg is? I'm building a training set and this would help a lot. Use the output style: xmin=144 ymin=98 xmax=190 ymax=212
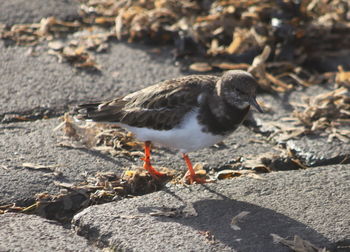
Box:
xmin=141 ymin=141 xmax=166 ymax=179
xmin=182 ymin=153 xmax=206 ymax=184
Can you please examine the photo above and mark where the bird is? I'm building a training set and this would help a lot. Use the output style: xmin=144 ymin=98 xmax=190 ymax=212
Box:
xmin=74 ymin=70 xmax=263 ymax=184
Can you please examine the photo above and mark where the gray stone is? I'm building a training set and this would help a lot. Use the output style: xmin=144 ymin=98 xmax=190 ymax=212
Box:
xmin=287 ymin=136 xmax=350 ymax=166
xmin=0 ymin=167 xmax=58 ymax=206
xmin=72 ymin=164 xmax=350 ymax=252
xmin=0 ymin=118 xmax=125 ymax=205
xmin=0 ymin=0 xmax=80 ymax=26
xmin=0 ymin=213 xmax=98 ymax=252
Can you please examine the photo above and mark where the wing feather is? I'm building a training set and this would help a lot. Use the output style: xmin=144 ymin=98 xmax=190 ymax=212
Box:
xmin=76 ymin=75 xmax=218 ymax=130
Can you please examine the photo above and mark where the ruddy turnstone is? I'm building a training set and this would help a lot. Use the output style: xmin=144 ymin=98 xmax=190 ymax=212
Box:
xmin=75 ymin=70 xmax=263 ymax=183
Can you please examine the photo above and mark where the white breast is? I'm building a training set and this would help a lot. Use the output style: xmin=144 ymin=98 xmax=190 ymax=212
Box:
xmin=119 ymin=109 xmax=225 ymax=153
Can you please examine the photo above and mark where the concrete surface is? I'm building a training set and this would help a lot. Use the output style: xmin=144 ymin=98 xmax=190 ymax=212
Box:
xmin=0 ymin=213 xmax=98 ymax=252
xmin=286 ymin=136 xmax=350 ymax=167
xmin=0 ymin=0 xmax=80 ymax=26
xmin=72 ymin=165 xmax=350 ymax=252
xmin=0 ymin=41 xmax=181 ymax=120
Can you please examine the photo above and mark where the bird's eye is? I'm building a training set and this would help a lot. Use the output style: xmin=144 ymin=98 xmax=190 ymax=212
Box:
xmin=234 ymin=88 xmax=244 ymax=95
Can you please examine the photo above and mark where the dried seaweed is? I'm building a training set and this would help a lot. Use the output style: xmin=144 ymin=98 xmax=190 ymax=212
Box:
xmin=79 ymin=0 xmax=350 ymax=89
xmin=0 ymin=17 xmax=80 ymax=45
xmin=2 ymin=0 xmax=349 ymax=79
xmin=56 ymin=113 xmax=144 ymax=158
xmin=0 ymin=17 xmax=107 ymax=71
xmin=255 ymin=83 xmax=350 ymax=143
xmin=47 ymin=27 xmax=114 ymax=70
xmin=216 ymin=150 xmax=306 ymax=176
xmin=289 ymin=87 xmax=350 ymax=142
xmin=336 ymin=66 xmax=350 ymax=88
xmin=0 ymin=170 xmax=171 ymax=221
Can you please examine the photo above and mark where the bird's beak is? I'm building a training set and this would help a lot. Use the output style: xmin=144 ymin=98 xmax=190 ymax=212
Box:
xmin=250 ymin=97 xmax=263 ymax=113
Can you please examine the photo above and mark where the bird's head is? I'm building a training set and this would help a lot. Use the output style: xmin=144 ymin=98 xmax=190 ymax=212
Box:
xmin=216 ymin=70 xmax=263 ymax=113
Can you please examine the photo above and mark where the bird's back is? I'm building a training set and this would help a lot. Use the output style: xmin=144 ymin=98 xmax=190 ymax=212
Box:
xmin=74 ymin=75 xmax=218 ymax=130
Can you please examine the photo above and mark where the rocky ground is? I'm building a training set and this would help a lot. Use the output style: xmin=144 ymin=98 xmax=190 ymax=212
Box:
xmin=0 ymin=1 xmax=349 ymax=252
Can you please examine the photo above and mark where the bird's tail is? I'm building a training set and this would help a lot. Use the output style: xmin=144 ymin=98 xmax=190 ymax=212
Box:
xmin=72 ymin=101 xmax=125 ymax=123
xmin=72 ymin=102 xmax=104 ymax=121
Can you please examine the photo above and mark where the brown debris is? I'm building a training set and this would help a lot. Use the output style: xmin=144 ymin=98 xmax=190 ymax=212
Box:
xmin=0 ymin=17 xmax=109 ymax=71
xmin=48 ymin=45 xmax=101 ymax=71
xmin=0 ymin=169 xmax=172 ymax=221
xmin=21 ymin=163 xmax=59 ymax=172
xmin=216 ymin=169 xmax=265 ymax=180
xmin=216 ymin=150 xmax=306 ymax=176
xmin=56 ymin=113 xmax=144 ymax=158
xmin=77 ymin=0 xmax=349 ymax=88
xmin=248 ymin=46 xmax=298 ymax=92
xmin=271 ymin=233 xmax=329 ymax=252
xmin=256 ymin=84 xmax=350 ymax=143
xmin=336 ymin=66 xmax=350 ymax=88
xmin=1 ymin=0 xmax=349 ymax=80
xmin=47 ymin=28 xmax=114 ymax=71
xmin=290 ymin=87 xmax=350 ymax=142
xmin=189 ymin=62 xmax=213 ymax=72
xmin=212 ymin=62 xmax=250 ymax=71
xmin=0 ymin=17 xmax=80 ymax=45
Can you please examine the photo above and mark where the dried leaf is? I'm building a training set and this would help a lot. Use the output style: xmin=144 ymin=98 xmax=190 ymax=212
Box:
xmin=22 ymin=163 xmax=58 ymax=171
xmin=289 ymin=87 xmax=350 ymax=141
xmin=48 ymin=41 xmax=64 ymax=50
xmin=212 ymin=62 xmax=250 ymax=70
xmin=271 ymin=234 xmax=329 ymax=252
xmin=336 ymin=66 xmax=350 ymax=88
xmin=231 ymin=211 xmax=250 ymax=231
xmin=189 ymin=62 xmax=212 ymax=72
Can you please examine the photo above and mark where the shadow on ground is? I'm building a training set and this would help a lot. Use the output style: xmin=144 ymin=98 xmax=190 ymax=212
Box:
xmin=137 ymin=186 xmax=331 ymax=252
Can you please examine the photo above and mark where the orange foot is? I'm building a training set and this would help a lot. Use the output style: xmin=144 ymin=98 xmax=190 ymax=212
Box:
xmin=142 ymin=157 xmax=167 ymax=179
xmin=182 ymin=153 xmax=207 ymax=184
xmin=141 ymin=141 xmax=166 ymax=179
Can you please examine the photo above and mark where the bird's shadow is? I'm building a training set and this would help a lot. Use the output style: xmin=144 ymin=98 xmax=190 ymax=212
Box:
xmin=138 ymin=185 xmax=333 ymax=252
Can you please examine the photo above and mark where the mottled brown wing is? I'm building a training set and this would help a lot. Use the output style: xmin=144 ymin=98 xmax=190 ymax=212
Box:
xmin=120 ymin=75 xmax=218 ymax=130
xmin=74 ymin=99 xmax=127 ymax=122
xmin=82 ymin=75 xmax=218 ymax=130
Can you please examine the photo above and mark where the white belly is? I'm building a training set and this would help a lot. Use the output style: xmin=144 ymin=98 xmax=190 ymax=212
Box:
xmin=119 ymin=109 xmax=225 ymax=153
